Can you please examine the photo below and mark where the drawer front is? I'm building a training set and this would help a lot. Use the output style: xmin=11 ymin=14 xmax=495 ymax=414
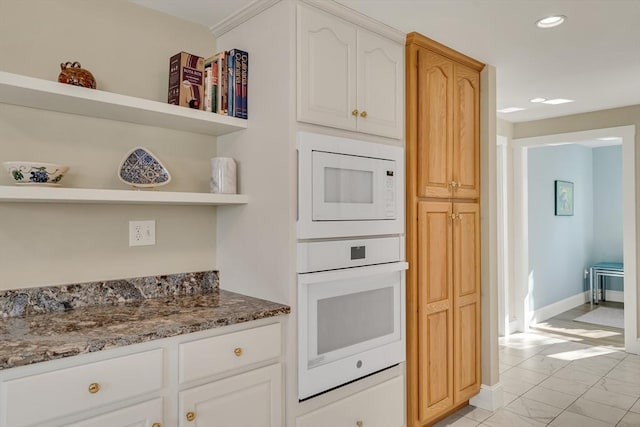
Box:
xmin=179 ymin=323 xmax=281 ymax=384
xmin=1 ymin=349 xmax=163 ymax=427
xmin=297 ymin=376 xmax=404 ymax=427
xmin=64 ymin=397 xmax=163 ymax=427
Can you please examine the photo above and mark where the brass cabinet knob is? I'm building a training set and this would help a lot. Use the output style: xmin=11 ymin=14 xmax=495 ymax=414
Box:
xmin=352 ymin=109 xmax=359 ymax=116
xmin=186 ymin=411 xmax=196 ymax=422
xmin=88 ymin=383 xmax=100 ymax=394
xmin=356 ymin=421 xmax=364 ymax=427
xmin=234 ymin=347 xmax=243 ymax=357
xmin=152 ymin=423 xmax=161 ymax=427
xmin=360 ymin=111 xmax=367 ymax=118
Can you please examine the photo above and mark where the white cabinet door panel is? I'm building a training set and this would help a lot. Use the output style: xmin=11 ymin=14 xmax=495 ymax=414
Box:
xmin=298 ymin=4 xmax=357 ymax=131
xmin=357 ymin=29 xmax=403 ymax=139
xmin=65 ymin=398 xmax=163 ymax=427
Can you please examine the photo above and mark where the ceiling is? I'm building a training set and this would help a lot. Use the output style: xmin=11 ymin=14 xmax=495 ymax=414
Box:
xmin=131 ymin=0 xmax=640 ymax=123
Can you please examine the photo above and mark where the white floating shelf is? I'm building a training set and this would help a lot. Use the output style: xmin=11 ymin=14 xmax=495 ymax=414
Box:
xmin=0 ymin=186 xmax=248 ymax=206
xmin=0 ymin=71 xmax=247 ymax=136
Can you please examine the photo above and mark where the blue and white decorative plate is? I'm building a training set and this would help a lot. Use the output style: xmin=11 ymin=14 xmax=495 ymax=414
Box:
xmin=118 ymin=147 xmax=171 ymax=188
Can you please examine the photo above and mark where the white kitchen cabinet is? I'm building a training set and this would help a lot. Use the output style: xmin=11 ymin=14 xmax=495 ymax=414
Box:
xmin=296 ymin=375 xmax=404 ymax=427
xmin=64 ymin=398 xmax=164 ymax=427
xmin=1 ymin=349 xmax=163 ymax=427
xmin=297 ymin=4 xmax=403 ymax=139
xmin=178 ymin=364 xmax=282 ymax=427
xmin=0 ymin=319 xmax=285 ymax=427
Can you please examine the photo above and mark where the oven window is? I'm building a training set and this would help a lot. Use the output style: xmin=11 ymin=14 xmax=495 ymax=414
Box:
xmin=317 ymin=287 xmax=394 ymax=355
xmin=324 ymin=167 xmax=373 ymax=204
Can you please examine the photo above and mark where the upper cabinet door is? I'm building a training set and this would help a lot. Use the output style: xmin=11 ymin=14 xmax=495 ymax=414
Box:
xmin=357 ymin=29 xmax=403 ymax=139
xmin=417 ymin=48 xmax=453 ymax=198
xmin=452 ymin=64 xmax=480 ymax=199
xmin=298 ymin=4 xmax=357 ymax=131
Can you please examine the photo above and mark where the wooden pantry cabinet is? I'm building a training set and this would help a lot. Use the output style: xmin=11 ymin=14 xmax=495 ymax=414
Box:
xmin=405 ymin=32 xmax=484 ymax=427
xmin=297 ymin=3 xmax=403 ymax=139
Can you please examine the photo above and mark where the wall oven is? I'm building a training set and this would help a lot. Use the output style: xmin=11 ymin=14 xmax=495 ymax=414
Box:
xmin=297 ymin=237 xmax=407 ymax=400
xmin=297 ymin=131 xmax=404 ymax=239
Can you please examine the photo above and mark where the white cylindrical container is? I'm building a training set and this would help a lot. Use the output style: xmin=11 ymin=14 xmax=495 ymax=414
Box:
xmin=210 ymin=157 xmax=237 ymax=194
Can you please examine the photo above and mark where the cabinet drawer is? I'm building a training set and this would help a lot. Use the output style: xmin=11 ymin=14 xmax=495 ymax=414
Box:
xmin=297 ymin=376 xmax=404 ymax=427
xmin=64 ymin=397 xmax=163 ymax=427
xmin=179 ymin=323 xmax=281 ymax=384
xmin=1 ymin=349 xmax=163 ymax=427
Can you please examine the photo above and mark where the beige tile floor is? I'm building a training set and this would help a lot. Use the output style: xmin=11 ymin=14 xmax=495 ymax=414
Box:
xmin=435 ymin=303 xmax=640 ymax=426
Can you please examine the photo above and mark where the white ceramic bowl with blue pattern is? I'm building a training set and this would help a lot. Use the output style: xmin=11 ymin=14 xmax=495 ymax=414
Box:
xmin=3 ymin=161 xmax=69 ymax=186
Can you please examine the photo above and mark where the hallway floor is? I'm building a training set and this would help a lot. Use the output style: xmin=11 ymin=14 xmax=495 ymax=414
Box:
xmin=435 ymin=303 xmax=638 ymax=426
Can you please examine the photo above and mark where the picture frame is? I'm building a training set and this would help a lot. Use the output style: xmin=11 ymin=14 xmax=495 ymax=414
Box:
xmin=555 ymin=180 xmax=574 ymax=216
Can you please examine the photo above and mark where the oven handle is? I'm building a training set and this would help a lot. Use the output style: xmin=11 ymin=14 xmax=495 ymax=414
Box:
xmin=297 ymin=261 xmax=408 ymax=285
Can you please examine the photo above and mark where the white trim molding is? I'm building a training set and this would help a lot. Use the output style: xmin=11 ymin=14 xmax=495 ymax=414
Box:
xmin=301 ymin=0 xmax=406 ymax=43
xmin=603 ymin=290 xmax=625 ymax=303
xmin=531 ymin=292 xmax=588 ymax=325
xmin=470 ymin=383 xmax=504 ymax=411
xmin=512 ymin=125 xmax=637 ymax=353
xmin=210 ymin=0 xmax=281 ymax=37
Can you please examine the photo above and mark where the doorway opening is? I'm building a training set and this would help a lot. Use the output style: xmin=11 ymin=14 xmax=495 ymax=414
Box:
xmin=506 ymin=125 xmax=637 ymax=353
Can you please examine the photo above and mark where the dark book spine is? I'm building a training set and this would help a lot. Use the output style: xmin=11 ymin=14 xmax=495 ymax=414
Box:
xmin=212 ymin=60 xmax=218 ymax=114
xmin=220 ymin=52 xmax=227 ymax=115
xmin=240 ymin=50 xmax=248 ymax=119
xmin=234 ymin=50 xmax=242 ymax=118
xmin=168 ymin=53 xmax=181 ymax=105
xmin=227 ymin=50 xmax=234 ymax=116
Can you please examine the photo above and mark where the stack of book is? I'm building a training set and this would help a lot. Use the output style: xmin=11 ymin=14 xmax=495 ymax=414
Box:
xmin=203 ymin=49 xmax=248 ymax=119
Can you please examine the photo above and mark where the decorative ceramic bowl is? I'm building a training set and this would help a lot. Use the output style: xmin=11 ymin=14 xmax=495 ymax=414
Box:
xmin=3 ymin=161 xmax=69 ymax=185
xmin=118 ymin=147 xmax=171 ymax=188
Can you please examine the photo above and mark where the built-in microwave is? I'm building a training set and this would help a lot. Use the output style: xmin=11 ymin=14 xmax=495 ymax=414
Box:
xmin=297 ymin=132 xmax=404 ymax=239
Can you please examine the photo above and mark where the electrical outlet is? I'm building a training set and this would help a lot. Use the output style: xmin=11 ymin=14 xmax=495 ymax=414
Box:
xmin=129 ymin=220 xmax=156 ymax=247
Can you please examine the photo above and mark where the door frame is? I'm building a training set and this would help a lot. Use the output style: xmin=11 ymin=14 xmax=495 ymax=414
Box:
xmin=511 ymin=125 xmax=638 ymax=353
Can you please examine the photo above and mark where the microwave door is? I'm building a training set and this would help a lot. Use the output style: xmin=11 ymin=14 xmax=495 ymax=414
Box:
xmin=311 ymin=151 xmax=395 ymax=221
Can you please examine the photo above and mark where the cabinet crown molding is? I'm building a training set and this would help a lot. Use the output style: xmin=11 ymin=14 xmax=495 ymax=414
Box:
xmin=301 ymin=0 xmax=405 ymax=44
xmin=406 ymin=32 xmax=485 ymax=71
xmin=210 ymin=0 xmax=281 ymax=38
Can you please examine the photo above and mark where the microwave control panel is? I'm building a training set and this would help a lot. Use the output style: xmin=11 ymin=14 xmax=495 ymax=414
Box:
xmin=385 ymin=170 xmax=395 ymax=217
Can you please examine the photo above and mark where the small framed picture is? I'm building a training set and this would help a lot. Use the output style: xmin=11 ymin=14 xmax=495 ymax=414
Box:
xmin=555 ymin=180 xmax=574 ymax=216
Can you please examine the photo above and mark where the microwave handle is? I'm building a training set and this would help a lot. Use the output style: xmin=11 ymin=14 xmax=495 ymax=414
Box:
xmin=298 ymin=261 xmax=408 ymax=285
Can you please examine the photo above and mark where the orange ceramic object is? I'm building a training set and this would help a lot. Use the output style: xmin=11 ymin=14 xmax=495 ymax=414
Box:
xmin=58 ymin=61 xmax=96 ymax=89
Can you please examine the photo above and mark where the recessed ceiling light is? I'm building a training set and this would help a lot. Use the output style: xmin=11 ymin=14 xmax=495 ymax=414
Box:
xmin=530 ymin=98 xmax=546 ymax=103
xmin=536 ymin=15 xmax=566 ymax=29
xmin=542 ymin=98 xmax=574 ymax=105
xmin=497 ymin=107 xmax=525 ymax=113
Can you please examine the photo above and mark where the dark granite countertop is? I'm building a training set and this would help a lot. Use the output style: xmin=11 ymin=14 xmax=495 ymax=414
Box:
xmin=0 ymin=272 xmax=290 ymax=370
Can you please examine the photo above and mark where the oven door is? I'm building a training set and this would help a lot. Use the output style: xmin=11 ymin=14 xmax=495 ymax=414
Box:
xmin=298 ymin=261 xmax=407 ymax=400
xmin=311 ymin=150 xmax=396 ymax=221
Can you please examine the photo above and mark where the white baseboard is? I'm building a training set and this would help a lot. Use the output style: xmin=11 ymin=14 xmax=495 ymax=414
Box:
xmin=603 ymin=290 xmax=624 ymax=303
xmin=531 ymin=291 xmax=588 ymax=325
xmin=470 ymin=383 xmax=503 ymax=411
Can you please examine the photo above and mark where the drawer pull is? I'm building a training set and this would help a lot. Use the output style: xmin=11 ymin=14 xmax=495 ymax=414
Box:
xmin=152 ymin=424 xmax=161 ymax=427
xmin=356 ymin=421 xmax=364 ymax=427
xmin=360 ymin=110 xmax=367 ymax=118
xmin=186 ymin=411 xmax=196 ymax=422
xmin=352 ymin=109 xmax=359 ymax=116
xmin=88 ymin=383 xmax=100 ymax=394
xmin=234 ymin=347 xmax=243 ymax=357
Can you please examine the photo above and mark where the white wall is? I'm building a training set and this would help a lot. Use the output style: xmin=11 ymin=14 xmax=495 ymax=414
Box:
xmin=527 ymin=145 xmax=594 ymax=309
xmin=0 ymin=0 xmax=220 ymax=289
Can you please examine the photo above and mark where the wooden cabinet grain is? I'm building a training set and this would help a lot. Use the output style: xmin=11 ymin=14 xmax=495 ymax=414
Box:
xmin=406 ymin=31 xmax=483 ymax=426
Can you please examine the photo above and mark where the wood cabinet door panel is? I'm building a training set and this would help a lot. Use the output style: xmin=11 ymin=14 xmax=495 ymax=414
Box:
xmin=453 ymin=202 xmax=480 ymax=404
xmin=453 ymin=203 xmax=480 ymax=298
xmin=298 ymin=4 xmax=357 ymax=131
xmin=452 ymin=64 xmax=480 ymax=199
xmin=418 ymin=201 xmax=452 ymax=304
xmin=454 ymin=300 xmax=480 ymax=404
xmin=417 ymin=49 xmax=452 ymax=198
xmin=357 ymin=29 xmax=403 ymax=139
xmin=417 ymin=201 xmax=453 ymax=423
